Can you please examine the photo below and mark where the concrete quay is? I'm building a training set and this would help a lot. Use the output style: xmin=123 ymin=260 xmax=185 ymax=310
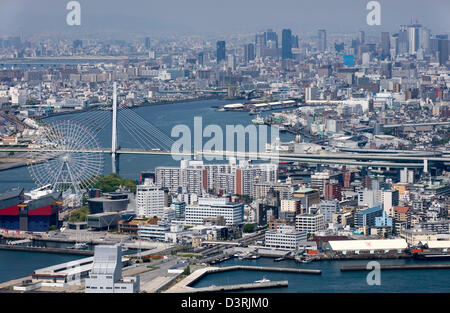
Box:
xmin=166 ymin=265 xmax=321 ymax=293
xmin=0 ymin=244 xmax=93 ymax=256
xmin=172 ymin=280 xmax=289 ymax=293
xmin=341 ymin=263 xmax=450 ymax=271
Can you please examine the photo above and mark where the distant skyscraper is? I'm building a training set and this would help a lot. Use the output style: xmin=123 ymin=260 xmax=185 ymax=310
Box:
xmin=73 ymin=39 xmax=82 ymax=50
xmin=381 ymin=32 xmax=391 ymax=58
xmin=292 ymin=35 xmax=299 ymax=48
xmin=318 ymin=29 xmax=327 ymax=52
xmin=244 ymin=43 xmax=255 ymax=63
xmin=407 ymin=23 xmax=421 ymax=54
xmin=437 ymin=35 xmax=449 ymax=66
xmin=390 ymin=34 xmax=399 ymax=58
xmin=255 ymin=32 xmax=266 ymax=58
xmin=265 ymin=29 xmax=278 ymax=48
xmin=197 ymin=52 xmax=204 ymax=66
xmin=419 ymin=27 xmax=431 ymax=54
xmin=398 ymin=25 xmax=409 ymax=55
xmin=144 ymin=37 xmax=151 ymax=49
xmin=216 ymin=41 xmax=226 ymax=63
xmin=359 ymin=30 xmax=365 ymax=44
xmin=227 ymin=54 xmax=236 ymax=70
xmin=282 ymin=29 xmax=293 ymax=59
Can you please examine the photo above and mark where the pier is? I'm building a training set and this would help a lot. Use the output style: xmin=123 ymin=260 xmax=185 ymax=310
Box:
xmin=166 ymin=265 xmax=320 ymax=293
xmin=0 ymin=244 xmax=93 ymax=256
xmin=341 ymin=263 xmax=450 ymax=271
xmin=173 ymin=280 xmax=289 ymax=293
xmin=211 ymin=265 xmax=321 ymax=275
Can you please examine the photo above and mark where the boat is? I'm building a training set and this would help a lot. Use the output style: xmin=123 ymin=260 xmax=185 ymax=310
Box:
xmin=274 ymin=257 xmax=285 ymax=262
xmin=254 ymin=277 xmax=270 ymax=284
xmin=413 ymin=253 xmax=450 ymax=260
xmin=70 ymin=242 xmax=89 ymax=250
xmin=250 ymin=254 xmax=261 ymax=259
xmin=302 ymin=258 xmax=312 ymax=263
xmin=251 ymin=114 xmax=265 ymax=125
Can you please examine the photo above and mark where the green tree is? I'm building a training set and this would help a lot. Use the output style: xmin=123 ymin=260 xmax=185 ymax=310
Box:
xmin=68 ymin=205 xmax=90 ymax=222
xmin=93 ymin=173 xmax=137 ymax=193
xmin=243 ymin=223 xmax=255 ymax=233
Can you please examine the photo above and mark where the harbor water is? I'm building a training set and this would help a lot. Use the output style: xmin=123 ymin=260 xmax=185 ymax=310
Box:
xmin=191 ymin=257 xmax=450 ymax=293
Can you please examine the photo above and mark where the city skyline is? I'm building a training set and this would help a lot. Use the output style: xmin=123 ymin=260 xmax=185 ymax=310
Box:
xmin=0 ymin=0 xmax=449 ymax=37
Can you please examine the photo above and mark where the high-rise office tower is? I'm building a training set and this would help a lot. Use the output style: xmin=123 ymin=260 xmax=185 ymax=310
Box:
xmin=265 ymin=29 xmax=278 ymax=48
xmin=292 ymin=35 xmax=299 ymax=48
xmin=216 ymin=41 xmax=226 ymax=63
xmin=144 ymin=37 xmax=151 ymax=49
xmin=419 ymin=28 xmax=431 ymax=54
xmin=318 ymin=29 xmax=327 ymax=52
xmin=282 ymin=29 xmax=293 ymax=59
xmin=227 ymin=54 xmax=236 ymax=70
xmin=197 ymin=52 xmax=204 ymax=66
xmin=73 ymin=40 xmax=82 ymax=53
xmin=244 ymin=43 xmax=255 ymax=63
xmin=398 ymin=25 xmax=409 ymax=55
xmin=390 ymin=34 xmax=399 ymax=58
xmin=407 ymin=23 xmax=421 ymax=54
xmin=381 ymin=32 xmax=390 ymax=58
xmin=255 ymin=32 xmax=266 ymax=58
xmin=437 ymin=35 xmax=449 ymax=66
xmin=359 ymin=30 xmax=366 ymax=44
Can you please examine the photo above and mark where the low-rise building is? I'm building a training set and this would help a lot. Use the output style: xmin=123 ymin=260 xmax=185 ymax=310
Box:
xmin=265 ymin=224 xmax=307 ymax=251
xmin=295 ymin=213 xmax=325 ymax=233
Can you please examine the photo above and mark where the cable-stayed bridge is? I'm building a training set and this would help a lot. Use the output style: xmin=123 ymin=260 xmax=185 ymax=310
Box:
xmin=5 ymin=82 xmax=450 ymax=175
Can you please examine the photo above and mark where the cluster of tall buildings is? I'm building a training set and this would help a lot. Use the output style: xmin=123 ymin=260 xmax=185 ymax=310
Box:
xmin=155 ymin=158 xmax=278 ymax=197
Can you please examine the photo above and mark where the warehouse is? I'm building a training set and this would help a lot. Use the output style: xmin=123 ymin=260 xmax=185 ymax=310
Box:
xmin=325 ymin=239 xmax=408 ymax=254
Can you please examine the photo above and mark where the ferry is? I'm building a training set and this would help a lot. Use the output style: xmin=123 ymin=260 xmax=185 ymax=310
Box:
xmin=254 ymin=277 xmax=270 ymax=284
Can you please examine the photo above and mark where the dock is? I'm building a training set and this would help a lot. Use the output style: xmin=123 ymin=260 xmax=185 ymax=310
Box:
xmin=341 ymin=263 xmax=450 ymax=271
xmin=0 ymin=244 xmax=94 ymax=256
xmin=166 ymin=265 xmax=320 ymax=293
xmin=212 ymin=265 xmax=321 ymax=275
xmin=172 ymin=280 xmax=288 ymax=293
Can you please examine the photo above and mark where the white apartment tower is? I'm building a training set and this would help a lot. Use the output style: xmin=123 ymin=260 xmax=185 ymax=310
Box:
xmin=136 ymin=179 xmax=165 ymax=218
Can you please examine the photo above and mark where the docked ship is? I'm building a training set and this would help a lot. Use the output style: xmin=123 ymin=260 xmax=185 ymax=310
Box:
xmin=251 ymin=114 xmax=265 ymax=125
xmin=0 ymin=187 xmax=62 ymax=233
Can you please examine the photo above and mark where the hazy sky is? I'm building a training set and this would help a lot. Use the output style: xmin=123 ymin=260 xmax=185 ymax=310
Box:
xmin=0 ymin=0 xmax=449 ymax=37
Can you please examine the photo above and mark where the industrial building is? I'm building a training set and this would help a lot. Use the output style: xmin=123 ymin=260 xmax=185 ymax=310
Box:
xmin=87 ymin=192 xmax=130 ymax=214
xmin=0 ymin=187 xmax=61 ymax=232
xmin=265 ymin=224 xmax=307 ymax=251
xmin=325 ymin=239 xmax=408 ymax=253
xmin=85 ymin=245 xmax=139 ymax=293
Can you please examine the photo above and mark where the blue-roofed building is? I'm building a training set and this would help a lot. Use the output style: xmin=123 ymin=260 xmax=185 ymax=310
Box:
xmin=355 ymin=204 xmax=383 ymax=228
xmin=343 ymin=55 xmax=354 ymax=67
xmin=375 ymin=210 xmax=393 ymax=227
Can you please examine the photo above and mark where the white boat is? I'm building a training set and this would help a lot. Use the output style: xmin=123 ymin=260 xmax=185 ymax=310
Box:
xmin=252 ymin=114 xmax=265 ymax=125
xmin=254 ymin=277 xmax=270 ymax=284
xmin=71 ymin=242 xmax=88 ymax=250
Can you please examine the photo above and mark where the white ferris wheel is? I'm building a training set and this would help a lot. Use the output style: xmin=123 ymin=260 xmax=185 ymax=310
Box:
xmin=27 ymin=120 xmax=104 ymax=197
